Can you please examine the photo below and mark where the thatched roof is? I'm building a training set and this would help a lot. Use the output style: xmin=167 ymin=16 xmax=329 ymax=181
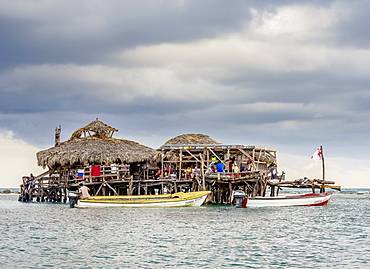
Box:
xmin=162 ymin=134 xmax=221 ymax=146
xmin=154 ymin=134 xmax=221 ymax=162
xmin=71 ymin=118 xmax=118 ymax=139
xmin=37 ymin=119 xmax=156 ymax=168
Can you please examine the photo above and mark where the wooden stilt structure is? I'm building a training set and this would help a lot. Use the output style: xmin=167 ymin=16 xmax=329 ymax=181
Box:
xmin=19 ymin=122 xmax=340 ymax=205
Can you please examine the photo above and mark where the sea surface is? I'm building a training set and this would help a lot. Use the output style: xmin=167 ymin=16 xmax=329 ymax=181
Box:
xmin=1 ymin=189 xmax=369 ymax=269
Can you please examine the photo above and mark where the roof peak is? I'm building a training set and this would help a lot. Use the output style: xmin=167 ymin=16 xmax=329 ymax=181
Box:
xmin=70 ymin=119 xmax=118 ymax=140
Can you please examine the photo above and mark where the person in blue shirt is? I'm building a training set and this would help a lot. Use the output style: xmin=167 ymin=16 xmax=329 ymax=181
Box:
xmin=216 ymin=161 xmax=225 ymax=173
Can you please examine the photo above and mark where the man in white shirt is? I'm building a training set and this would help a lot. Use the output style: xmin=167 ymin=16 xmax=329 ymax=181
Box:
xmin=78 ymin=183 xmax=90 ymax=199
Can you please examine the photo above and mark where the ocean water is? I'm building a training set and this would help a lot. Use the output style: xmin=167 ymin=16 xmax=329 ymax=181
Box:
xmin=1 ymin=190 xmax=369 ymax=269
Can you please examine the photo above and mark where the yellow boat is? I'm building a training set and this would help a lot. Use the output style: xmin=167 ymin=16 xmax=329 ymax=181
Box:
xmin=74 ymin=191 xmax=210 ymax=208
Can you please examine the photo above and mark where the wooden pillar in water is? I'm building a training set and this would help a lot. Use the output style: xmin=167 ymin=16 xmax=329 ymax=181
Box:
xmin=228 ymin=182 xmax=233 ymax=204
xmin=200 ymin=153 xmax=206 ymax=191
xmin=128 ymin=176 xmax=133 ymax=195
xmin=63 ymin=187 xmax=67 ymax=203
xmin=179 ymin=149 xmax=182 ymax=180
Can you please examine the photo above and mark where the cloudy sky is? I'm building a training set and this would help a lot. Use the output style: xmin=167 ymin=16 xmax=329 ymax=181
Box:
xmin=1 ymin=0 xmax=369 ymax=188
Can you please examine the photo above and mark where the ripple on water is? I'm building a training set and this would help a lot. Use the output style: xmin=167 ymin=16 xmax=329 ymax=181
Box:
xmin=0 ymin=194 xmax=370 ymax=268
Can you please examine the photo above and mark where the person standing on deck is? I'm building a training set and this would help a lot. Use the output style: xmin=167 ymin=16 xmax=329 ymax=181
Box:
xmin=216 ymin=161 xmax=225 ymax=173
xmin=246 ymin=159 xmax=253 ymax=171
xmin=78 ymin=183 xmax=90 ymax=199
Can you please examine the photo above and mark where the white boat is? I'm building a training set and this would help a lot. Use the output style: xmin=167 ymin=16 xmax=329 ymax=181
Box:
xmin=73 ymin=191 xmax=210 ymax=208
xmin=239 ymin=192 xmax=333 ymax=208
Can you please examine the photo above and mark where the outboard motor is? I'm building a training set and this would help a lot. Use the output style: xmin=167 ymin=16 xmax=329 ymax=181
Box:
xmin=68 ymin=192 xmax=79 ymax=208
xmin=232 ymin=190 xmax=246 ymax=207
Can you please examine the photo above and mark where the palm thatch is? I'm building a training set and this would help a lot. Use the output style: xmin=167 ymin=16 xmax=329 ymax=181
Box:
xmin=71 ymin=118 xmax=118 ymax=139
xmin=37 ymin=119 xmax=156 ymax=169
xmin=162 ymin=134 xmax=221 ymax=146
xmin=154 ymin=134 xmax=221 ymax=162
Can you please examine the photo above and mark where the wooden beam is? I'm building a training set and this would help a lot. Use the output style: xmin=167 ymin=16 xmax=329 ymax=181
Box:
xmin=208 ymin=148 xmax=223 ymax=162
xmin=184 ymin=149 xmax=208 ymax=169
xmin=237 ymin=148 xmax=253 ymax=160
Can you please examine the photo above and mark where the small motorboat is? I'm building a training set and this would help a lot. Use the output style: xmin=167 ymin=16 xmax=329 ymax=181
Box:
xmin=233 ymin=191 xmax=333 ymax=208
xmin=70 ymin=191 xmax=210 ymax=208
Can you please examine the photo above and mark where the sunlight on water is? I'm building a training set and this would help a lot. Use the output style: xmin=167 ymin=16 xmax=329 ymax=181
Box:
xmin=0 ymin=193 xmax=369 ymax=268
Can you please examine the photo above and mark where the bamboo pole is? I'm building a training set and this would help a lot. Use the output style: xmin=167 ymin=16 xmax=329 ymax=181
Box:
xmin=179 ymin=149 xmax=182 ymax=180
xmin=229 ymin=182 xmax=233 ymax=204
xmin=200 ymin=153 xmax=206 ymax=191
xmin=321 ymin=145 xmax=325 ymax=193
xmin=128 ymin=176 xmax=133 ymax=195
xmin=161 ymin=150 xmax=164 ymax=179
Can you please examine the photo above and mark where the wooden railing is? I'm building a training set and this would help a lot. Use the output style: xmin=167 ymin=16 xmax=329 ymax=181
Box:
xmin=67 ymin=165 xmax=131 ymax=184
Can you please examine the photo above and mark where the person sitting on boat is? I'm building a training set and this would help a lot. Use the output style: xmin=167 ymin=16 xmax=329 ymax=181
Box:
xmin=216 ymin=161 xmax=225 ymax=173
xmin=78 ymin=183 xmax=90 ymax=199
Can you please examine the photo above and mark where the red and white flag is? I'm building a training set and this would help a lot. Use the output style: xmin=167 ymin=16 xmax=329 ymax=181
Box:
xmin=311 ymin=148 xmax=322 ymax=161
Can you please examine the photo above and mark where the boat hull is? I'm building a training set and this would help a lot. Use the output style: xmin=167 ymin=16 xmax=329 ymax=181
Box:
xmin=242 ymin=192 xmax=333 ymax=208
xmin=76 ymin=191 xmax=210 ymax=208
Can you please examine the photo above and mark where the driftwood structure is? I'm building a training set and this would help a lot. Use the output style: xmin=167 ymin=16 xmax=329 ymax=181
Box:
xmin=19 ymin=119 xmax=339 ymax=204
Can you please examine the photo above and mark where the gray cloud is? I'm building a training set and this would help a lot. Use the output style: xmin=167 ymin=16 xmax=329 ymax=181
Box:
xmin=1 ymin=0 xmax=370 ymax=161
xmin=0 ymin=0 xmax=252 ymax=69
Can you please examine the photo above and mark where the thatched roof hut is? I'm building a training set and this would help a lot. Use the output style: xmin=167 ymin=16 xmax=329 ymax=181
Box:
xmin=154 ymin=134 xmax=221 ymax=162
xmin=37 ymin=119 xmax=157 ymax=169
xmin=162 ymin=134 xmax=221 ymax=146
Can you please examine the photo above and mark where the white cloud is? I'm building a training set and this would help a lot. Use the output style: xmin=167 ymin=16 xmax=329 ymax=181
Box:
xmin=0 ymin=63 xmax=230 ymax=104
xmin=249 ymin=5 xmax=341 ymax=36
xmin=0 ymin=130 xmax=45 ymax=188
xmin=279 ymin=152 xmax=370 ymax=188
xmin=118 ymin=29 xmax=370 ymax=82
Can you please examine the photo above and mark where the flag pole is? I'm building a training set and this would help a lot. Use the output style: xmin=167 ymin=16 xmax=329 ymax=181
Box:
xmin=320 ymin=145 xmax=325 ymax=193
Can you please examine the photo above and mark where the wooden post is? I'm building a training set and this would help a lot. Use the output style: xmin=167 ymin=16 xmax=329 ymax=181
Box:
xmin=179 ymin=149 xmax=182 ymax=180
xmin=63 ymin=187 xmax=67 ymax=203
xmin=128 ymin=176 xmax=133 ymax=195
xmin=270 ymin=185 xmax=275 ymax=197
xmin=55 ymin=125 xmax=61 ymax=146
xmin=200 ymin=153 xmax=205 ymax=191
xmin=229 ymin=182 xmax=233 ymax=204
xmin=161 ymin=150 xmax=164 ymax=180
